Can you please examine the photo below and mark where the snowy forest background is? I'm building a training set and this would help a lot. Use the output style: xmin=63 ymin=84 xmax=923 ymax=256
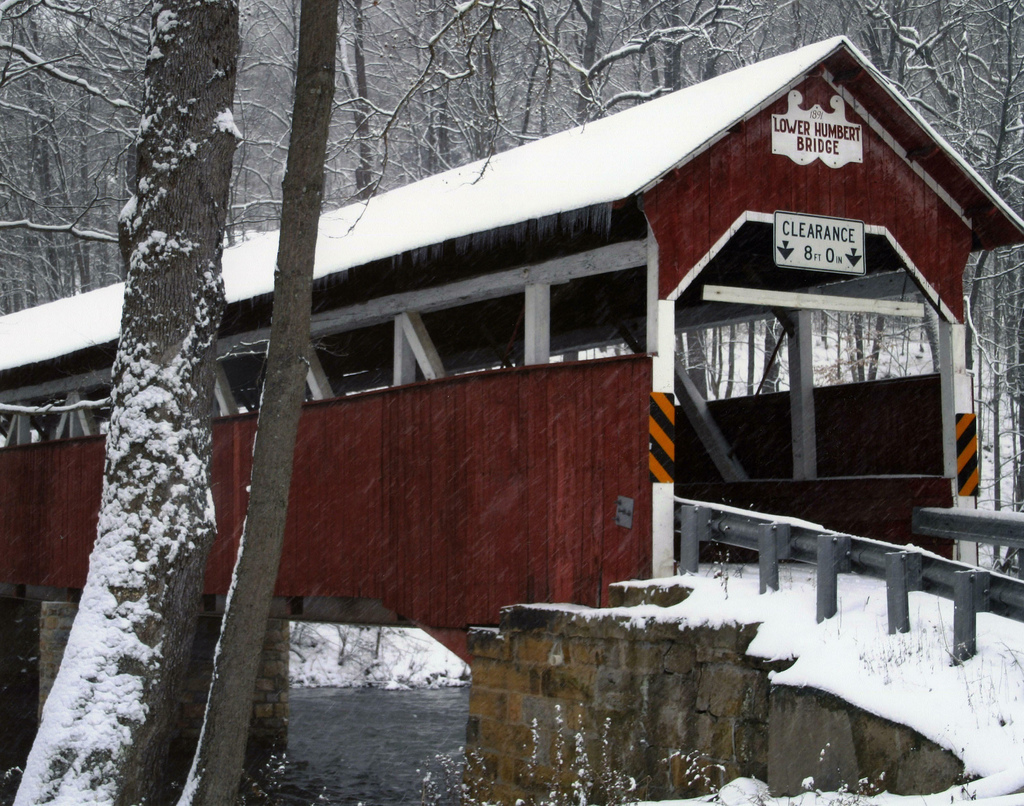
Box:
xmin=2 ymin=0 xmax=1024 ymax=523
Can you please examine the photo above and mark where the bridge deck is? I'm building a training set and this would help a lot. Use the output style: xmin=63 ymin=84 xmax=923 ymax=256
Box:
xmin=0 ymin=357 xmax=653 ymax=630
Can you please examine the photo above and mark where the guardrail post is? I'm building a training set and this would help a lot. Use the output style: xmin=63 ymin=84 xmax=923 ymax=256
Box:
xmin=677 ymin=505 xmax=708 ymax=575
xmin=817 ymin=535 xmax=839 ymax=622
xmin=775 ymin=522 xmax=792 ymax=561
xmin=953 ymin=571 xmax=977 ymax=662
xmin=953 ymin=570 xmax=990 ymax=662
xmin=758 ymin=523 xmax=779 ymax=594
xmin=905 ymin=551 xmax=922 ymax=591
xmin=886 ymin=552 xmax=910 ymax=635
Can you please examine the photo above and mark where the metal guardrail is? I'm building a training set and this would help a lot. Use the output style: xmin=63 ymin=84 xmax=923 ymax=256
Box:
xmin=675 ymin=499 xmax=1024 ymax=663
xmin=913 ymin=506 xmax=1024 ymax=579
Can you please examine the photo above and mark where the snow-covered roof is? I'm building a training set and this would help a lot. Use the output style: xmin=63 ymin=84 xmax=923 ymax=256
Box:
xmin=1 ymin=36 xmax=1021 ymax=377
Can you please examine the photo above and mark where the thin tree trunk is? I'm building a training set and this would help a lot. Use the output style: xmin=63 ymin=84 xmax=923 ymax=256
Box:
xmin=576 ymin=0 xmax=603 ymax=121
xmin=746 ymin=321 xmax=755 ymax=395
xmin=686 ymin=331 xmax=707 ymax=398
xmin=352 ymin=0 xmax=373 ymax=198
xmin=178 ymin=1 xmax=338 ymax=802
xmin=763 ymin=323 xmax=780 ymax=393
xmin=725 ymin=323 xmax=735 ymax=399
xmin=15 ymin=2 xmax=239 ymax=803
xmin=867 ymin=314 xmax=885 ymax=381
xmin=853 ymin=314 xmax=866 ymax=383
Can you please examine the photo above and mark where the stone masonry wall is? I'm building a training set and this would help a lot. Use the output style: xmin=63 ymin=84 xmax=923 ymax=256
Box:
xmin=466 ymin=600 xmax=778 ymax=803
xmin=38 ymin=604 xmax=289 ymax=748
xmin=177 ymin=614 xmax=290 ymax=747
xmin=465 ymin=582 xmax=964 ymax=804
xmin=38 ymin=601 xmax=76 ymax=718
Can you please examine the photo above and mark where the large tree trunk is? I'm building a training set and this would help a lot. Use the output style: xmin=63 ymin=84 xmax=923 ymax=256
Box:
xmin=177 ymin=1 xmax=338 ymax=803
xmin=15 ymin=2 xmax=239 ymax=805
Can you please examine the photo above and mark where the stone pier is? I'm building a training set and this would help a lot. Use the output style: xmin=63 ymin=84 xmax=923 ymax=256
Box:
xmin=38 ymin=603 xmax=289 ymax=749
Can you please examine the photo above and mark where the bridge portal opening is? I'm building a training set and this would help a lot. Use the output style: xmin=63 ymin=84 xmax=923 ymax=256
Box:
xmin=667 ymin=219 xmax=953 ymax=550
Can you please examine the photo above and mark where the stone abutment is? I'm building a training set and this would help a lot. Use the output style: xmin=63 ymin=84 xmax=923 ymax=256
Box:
xmin=464 ymin=581 xmax=963 ymax=803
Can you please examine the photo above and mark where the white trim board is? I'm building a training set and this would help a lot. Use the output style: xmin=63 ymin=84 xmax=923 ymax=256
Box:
xmin=702 ymin=285 xmax=926 ymax=318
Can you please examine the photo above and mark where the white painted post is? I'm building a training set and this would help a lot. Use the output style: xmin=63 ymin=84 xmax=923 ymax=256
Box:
xmin=6 ymin=414 xmax=31 ymax=447
xmin=63 ymin=391 xmax=96 ymax=438
xmin=939 ymin=320 xmax=978 ymax=564
xmin=648 ymin=227 xmax=676 ymax=578
xmin=524 ymin=283 xmax=551 ymax=365
xmin=393 ymin=314 xmax=417 ymax=386
xmin=305 ymin=344 xmax=333 ymax=400
xmin=399 ymin=311 xmax=446 ymax=381
xmin=214 ymin=361 xmax=239 ymax=416
xmin=788 ymin=309 xmax=817 ymax=480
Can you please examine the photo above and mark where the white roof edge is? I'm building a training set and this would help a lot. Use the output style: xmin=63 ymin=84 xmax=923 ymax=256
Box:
xmin=0 ymin=36 xmax=1020 ymax=378
xmin=637 ymin=37 xmax=854 ymax=195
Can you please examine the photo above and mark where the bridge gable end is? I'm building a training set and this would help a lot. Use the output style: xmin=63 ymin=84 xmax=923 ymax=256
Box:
xmin=645 ymin=71 xmax=973 ymax=321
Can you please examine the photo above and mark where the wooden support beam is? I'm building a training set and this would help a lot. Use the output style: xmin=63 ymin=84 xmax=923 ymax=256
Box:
xmin=787 ymin=309 xmax=817 ymax=480
xmin=397 ymin=311 xmax=446 ymax=382
xmin=648 ymin=226 xmax=675 ymax=580
xmin=0 ymin=242 xmax=648 ymax=407
xmin=393 ymin=315 xmax=417 ymax=386
xmin=55 ymin=392 xmax=96 ymax=438
xmin=5 ymin=414 xmax=32 ymax=447
xmin=218 ymin=239 xmax=646 ymax=357
xmin=0 ymin=369 xmax=111 ymax=406
xmin=305 ymin=344 xmax=333 ymax=400
xmin=524 ymin=283 xmax=550 ymax=365
xmin=702 ymin=285 xmax=926 ymax=318
xmin=937 ymin=320 xmax=978 ymax=564
xmin=674 ymin=360 xmax=747 ymax=482
xmin=214 ymin=361 xmax=239 ymax=416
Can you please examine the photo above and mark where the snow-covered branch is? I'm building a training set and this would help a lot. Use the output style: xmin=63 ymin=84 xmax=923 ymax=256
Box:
xmin=0 ymin=218 xmax=118 ymax=243
xmin=0 ymin=397 xmax=110 ymax=415
xmin=0 ymin=38 xmax=137 ymax=111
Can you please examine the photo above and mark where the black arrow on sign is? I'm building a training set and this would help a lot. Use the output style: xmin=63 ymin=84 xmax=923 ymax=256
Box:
xmin=846 ymin=248 xmax=862 ymax=267
xmin=777 ymin=241 xmax=794 ymax=260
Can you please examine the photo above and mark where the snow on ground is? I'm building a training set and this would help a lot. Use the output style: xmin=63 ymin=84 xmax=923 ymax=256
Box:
xmin=289 ymin=622 xmax=469 ymax=690
xmin=634 ymin=775 xmax=1024 ymax=806
xmin=614 ymin=564 xmax=1024 ymax=805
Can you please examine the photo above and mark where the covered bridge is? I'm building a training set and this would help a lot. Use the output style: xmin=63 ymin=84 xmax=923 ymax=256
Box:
xmin=0 ymin=37 xmax=1022 ymax=652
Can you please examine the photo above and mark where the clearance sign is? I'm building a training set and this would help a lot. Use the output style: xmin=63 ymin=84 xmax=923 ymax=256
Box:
xmin=772 ymin=90 xmax=863 ymax=169
xmin=774 ymin=211 xmax=866 ymax=275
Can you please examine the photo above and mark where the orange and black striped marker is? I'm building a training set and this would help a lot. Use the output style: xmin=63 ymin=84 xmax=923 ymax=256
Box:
xmin=649 ymin=391 xmax=675 ymax=484
xmin=956 ymin=412 xmax=979 ymax=497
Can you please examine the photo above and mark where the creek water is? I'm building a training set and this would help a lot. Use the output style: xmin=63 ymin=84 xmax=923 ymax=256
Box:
xmin=0 ymin=687 xmax=471 ymax=806
xmin=255 ymin=687 xmax=471 ymax=805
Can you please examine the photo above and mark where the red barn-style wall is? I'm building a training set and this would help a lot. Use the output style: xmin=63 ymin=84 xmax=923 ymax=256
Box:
xmin=0 ymin=357 xmax=652 ymax=630
xmin=644 ymin=72 xmax=974 ymax=319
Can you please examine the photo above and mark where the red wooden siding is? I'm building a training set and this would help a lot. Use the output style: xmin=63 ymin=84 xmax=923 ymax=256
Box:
xmin=676 ymin=376 xmax=944 ymax=482
xmin=644 ymin=74 xmax=974 ymax=320
xmin=0 ymin=437 xmax=104 ymax=589
xmin=0 ymin=357 xmax=653 ymax=629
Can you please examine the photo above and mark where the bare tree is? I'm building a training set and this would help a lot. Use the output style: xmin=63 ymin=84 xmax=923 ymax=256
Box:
xmin=14 ymin=0 xmax=239 ymax=802
xmin=177 ymin=0 xmax=337 ymax=801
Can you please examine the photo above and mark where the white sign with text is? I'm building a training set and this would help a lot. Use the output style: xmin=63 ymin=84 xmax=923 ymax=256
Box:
xmin=773 ymin=211 xmax=866 ymax=275
xmin=772 ymin=90 xmax=863 ymax=169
